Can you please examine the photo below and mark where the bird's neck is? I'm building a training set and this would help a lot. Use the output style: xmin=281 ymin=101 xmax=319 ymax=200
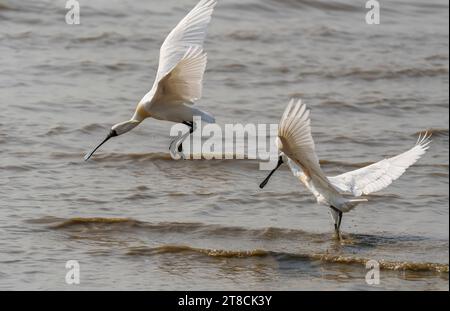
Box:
xmin=133 ymin=103 xmax=151 ymax=122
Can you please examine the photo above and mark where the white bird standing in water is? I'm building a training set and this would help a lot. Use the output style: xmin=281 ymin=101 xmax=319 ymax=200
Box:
xmin=85 ymin=0 xmax=217 ymax=161
xmin=259 ymin=99 xmax=432 ymax=238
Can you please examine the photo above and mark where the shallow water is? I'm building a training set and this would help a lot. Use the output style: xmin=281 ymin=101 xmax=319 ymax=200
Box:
xmin=0 ymin=0 xmax=448 ymax=290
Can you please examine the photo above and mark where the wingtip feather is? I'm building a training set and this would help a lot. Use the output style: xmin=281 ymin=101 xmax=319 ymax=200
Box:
xmin=416 ymin=130 xmax=432 ymax=149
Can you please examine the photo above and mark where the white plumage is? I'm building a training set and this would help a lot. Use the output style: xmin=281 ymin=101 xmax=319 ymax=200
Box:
xmin=141 ymin=0 xmax=216 ymax=115
xmin=159 ymin=46 xmax=207 ymax=103
xmin=327 ymin=133 xmax=431 ymax=196
xmin=85 ymin=0 xmax=217 ymax=161
xmin=278 ymin=99 xmax=337 ymax=194
xmin=261 ymin=99 xmax=431 ymax=237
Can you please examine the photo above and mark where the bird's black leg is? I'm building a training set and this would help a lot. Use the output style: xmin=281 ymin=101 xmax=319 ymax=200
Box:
xmin=336 ymin=212 xmax=343 ymax=240
xmin=177 ymin=121 xmax=194 ymax=152
xmin=330 ymin=206 xmax=343 ymax=240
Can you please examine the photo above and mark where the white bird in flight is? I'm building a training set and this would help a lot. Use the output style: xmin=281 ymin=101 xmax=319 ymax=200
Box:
xmin=259 ymin=99 xmax=432 ymax=239
xmin=85 ymin=0 xmax=217 ymax=161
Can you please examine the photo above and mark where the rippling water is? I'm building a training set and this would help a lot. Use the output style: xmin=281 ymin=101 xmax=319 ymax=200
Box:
xmin=0 ymin=0 xmax=448 ymax=290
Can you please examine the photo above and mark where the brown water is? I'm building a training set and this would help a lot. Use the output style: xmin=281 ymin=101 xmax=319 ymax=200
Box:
xmin=0 ymin=0 xmax=449 ymax=290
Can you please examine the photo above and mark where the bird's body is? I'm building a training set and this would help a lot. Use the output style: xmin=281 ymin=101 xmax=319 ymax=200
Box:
xmin=85 ymin=0 xmax=217 ymax=160
xmin=138 ymin=44 xmax=216 ymax=124
xmin=260 ymin=99 xmax=431 ymax=238
xmin=285 ymin=158 xmax=366 ymax=212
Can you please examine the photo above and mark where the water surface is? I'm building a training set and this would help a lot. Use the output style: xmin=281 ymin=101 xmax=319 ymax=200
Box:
xmin=0 ymin=0 xmax=448 ymax=290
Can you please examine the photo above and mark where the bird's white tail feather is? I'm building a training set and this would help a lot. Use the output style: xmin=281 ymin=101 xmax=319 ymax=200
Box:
xmin=192 ymin=107 xmax=215 ymax=123
xmin=341 ymin=198 xmax=368 ymax=212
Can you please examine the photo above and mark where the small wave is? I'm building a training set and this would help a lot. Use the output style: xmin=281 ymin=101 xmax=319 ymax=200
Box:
xmin=24 ymin=216 xmax=76 ymax=224
xmin=302 ymin=254 xmax=449 ymax=273
xmin=209 ymin=63 xmax=248 ymax=73
xmin=127 ymin=245 xmax=268 ymax=258
xmin=268 ymin=0 xmax=360 ymax=12
xmin=43 ymin=125 xmax=71 ymax=136
xmin=123 ymin=193 xmax=158 ymax=201
xmin=324 ymin=67 xmax=448 ymax=81
xmin=430 ymin=172 xmax=449 ymax=178
xmin=86 ymin=152 xmax=174 ymax=162
xmin=55 ymin=151 xmax=261 ymax=164
xmin=44 ymin=149 xmax=450 ymax=171
xmin=227 ymin=31 xmax=260 ymax=41
xmin=4 ymin=31 xmax=32 ymax=39
xmin=0 ymin=164 xmax=36 ymax=172
xmin=35 ymin=217 xmax=323 ymax=240
xmin=32 ymin=217 xmax=449 ymax=272
xmin=38 ymin=217 xmax=437 ymax=246
xmin=0 ymin=2 xmax=13 ymax=11
xmin=103 ymin=62 xmax=138 ymax=72
xmin=49 ymin=151 xmax=173 ymax=162
xmin=126 ymin=244 xmax=449 ymax=273
xmin=48 ymin=217 xmax=141 ymax=229
xmin=318 ymin=100 xmax=360 ymax=110
xmin=80 ymin=123 xmax=108 ymax=133
xmin=71 ymin=32 xmax=124 ymax=44
xmin=305 ymin=25 xmax=345 ymax=38
xmin=76 ymin=60 xmax=139 ymax=73
xmin=323 ymin=135 xmax=382 ymax=147
xmin=425 ymin=54 xmax=449 ymax=62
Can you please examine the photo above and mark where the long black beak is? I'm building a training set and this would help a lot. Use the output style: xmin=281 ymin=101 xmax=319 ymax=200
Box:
xmin=259 ymin=155 xmax=284 ymax=189
xmin=84 ymin=129 xmax=117 ymax=161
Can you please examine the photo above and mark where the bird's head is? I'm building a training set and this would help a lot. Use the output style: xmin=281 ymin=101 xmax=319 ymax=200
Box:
xmin=84 ymin=119 xmax=141 ymax=161
xmin=275 ymin=136 xmax=283 ymax=150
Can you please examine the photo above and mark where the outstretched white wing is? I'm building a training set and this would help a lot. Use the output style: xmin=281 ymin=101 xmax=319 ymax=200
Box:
xmin=142 ymin=0 xmax=217 ymax=104
xmin=157 ymin=46 xmax=207 ymax=103
xmin=328 ymin=133 xmax=432 ymax=196
xmin=278 ymin=99 xmax=337 ymax=192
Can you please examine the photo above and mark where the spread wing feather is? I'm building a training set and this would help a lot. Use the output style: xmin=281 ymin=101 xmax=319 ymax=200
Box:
xmin=328 ymin=133 xmax=432 ymax=196
xmin=141 ymin=0 xmax=216 ymax=104
xmin=278 ymin=99 xmax=338 ymax=193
